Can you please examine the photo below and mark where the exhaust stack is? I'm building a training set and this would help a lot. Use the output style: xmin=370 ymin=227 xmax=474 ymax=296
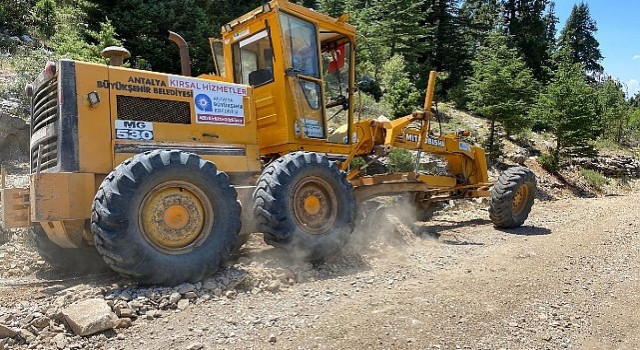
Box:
xmin=167 ymin=31 xmax=192 ymax=76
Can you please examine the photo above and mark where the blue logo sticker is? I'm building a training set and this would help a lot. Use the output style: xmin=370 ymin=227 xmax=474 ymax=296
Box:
xmin=195 ymin=94 xmax=213 ymax=112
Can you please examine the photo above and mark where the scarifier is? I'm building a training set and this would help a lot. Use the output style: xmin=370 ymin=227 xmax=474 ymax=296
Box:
xmin=1 ymin=0 xmax=536 ymax=285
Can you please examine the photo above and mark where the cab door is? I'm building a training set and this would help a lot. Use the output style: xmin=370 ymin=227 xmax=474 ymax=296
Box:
xmin=279 ymin=12 xmax=326 ymax=139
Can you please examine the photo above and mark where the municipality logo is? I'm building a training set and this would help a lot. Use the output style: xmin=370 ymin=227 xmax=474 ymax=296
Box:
xmin=195 ymin=94 xmax=213 ymax=112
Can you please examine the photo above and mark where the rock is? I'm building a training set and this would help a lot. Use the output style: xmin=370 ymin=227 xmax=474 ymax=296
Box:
xmin=30 ymin=315 xmax=50 ymax=329
xmin=115 ymin=307 xmax=134 ymax=318
xmin=176 ymin=283 xmax=196 ymax=295
xmin=169 ymin=292 xmax=181 ymax=304
xmin=0 ymin=324 xmax=17 ymax=338
xmin=17 ymin=328 xmax=35 ymax=342
xmin=177 ymin=299 xmax=190 ymax=311
xmin=115 ymin=318 xmax=132 ymax=329
xmin=52 ymin=333 xmax=67 ymax=349
xmin=61 ymin=298 xmax=119 ymax=336
xmin=186 ymin=343 xmax=204 ymax=350
xmin=266 ymin=280 xmax=281 ymax=292
xmin=269 ymin=334 xmax=277 ymax=343
xmin=184 ymin=291 xmax=198 ymax=299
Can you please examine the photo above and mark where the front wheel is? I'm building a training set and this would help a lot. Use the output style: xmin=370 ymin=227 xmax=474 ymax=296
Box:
xmin=91 ymin=150 xmax=241 ymax=285
xmin=253 ymin=152 xmax=356 ymax=260
xmin=489 ymin=167 xmax=536 ymax=228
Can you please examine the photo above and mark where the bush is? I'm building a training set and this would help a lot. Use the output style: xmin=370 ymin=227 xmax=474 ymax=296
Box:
xmin=538 ymin=152 xmax=559 ymax=173
xmin=579 ymin=168 xmax=607 ymax=189
xmin=387 ymin=149 xmax=415 ymax=172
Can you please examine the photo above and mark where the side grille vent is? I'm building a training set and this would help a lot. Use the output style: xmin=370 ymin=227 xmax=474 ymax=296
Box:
xmin=116 ymin=95 xmax=191 ymax=124
xmin=31 ymin=77 xmax=59 ymax=172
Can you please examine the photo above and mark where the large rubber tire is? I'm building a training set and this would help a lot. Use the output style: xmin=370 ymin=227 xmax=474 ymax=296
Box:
xmin=29 ymin=224 xmax=108 ymax=273
xmin=253 ymin=152 xmax=356 ymax=260
xmin=489 ymin=167 xmax=536 ymax=228
xmin=91 ymin=150 xmax=241 ymax=285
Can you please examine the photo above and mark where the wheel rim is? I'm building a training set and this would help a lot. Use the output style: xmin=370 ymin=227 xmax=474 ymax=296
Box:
xmin=511 ymin=185 xmax=529 ymax=216
xmin=139 ymin=181 xmax=213 ymax=254
xmin=291 ymin=176 xmax=338 ymax=235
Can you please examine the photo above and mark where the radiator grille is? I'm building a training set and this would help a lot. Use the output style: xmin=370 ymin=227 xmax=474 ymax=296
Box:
xmin=31 ymin=76 xmax=59 ymax=172
xmin=31 ymin=135 xmax=58 ymax=171
xmin=117 ymin=95 xmax=191 ymax=124
xmin=31 ymin=78 xmax=58 ymax=134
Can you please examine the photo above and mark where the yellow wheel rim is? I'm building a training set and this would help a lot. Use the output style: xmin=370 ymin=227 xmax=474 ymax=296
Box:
xmin=291 ymin=176 xmax=338 ymax=235
xmin=139 ymin=181 xmax=213 ymax=254
xmin=511 ymin=185 xmax=529 ymax=216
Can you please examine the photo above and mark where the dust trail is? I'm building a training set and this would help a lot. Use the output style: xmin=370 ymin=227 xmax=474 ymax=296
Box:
xmin=346 ymin=195 xmax=437 ymax=256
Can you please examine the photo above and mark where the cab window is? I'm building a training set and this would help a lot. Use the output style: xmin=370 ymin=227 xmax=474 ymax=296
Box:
xmin=232 ymin=30 xmax=274 ymax=86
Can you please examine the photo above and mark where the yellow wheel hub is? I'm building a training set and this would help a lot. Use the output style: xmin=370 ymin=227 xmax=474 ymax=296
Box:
xmin=512 ymin=185 xmax=529 ymax=216
xmin=291 ymin=176 xmax=338 ymax=235
xmin=304 ymin=195 xmax=321 ymax=215
xmin=140 ymin=181 xmax=213 ymax=253
xmin=163 ymin=205 xmax=190 ymax=230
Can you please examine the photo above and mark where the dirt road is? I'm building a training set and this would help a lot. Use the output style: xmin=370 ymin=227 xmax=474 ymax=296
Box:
xmin=1 ymin=191 xmax=639 ymax=349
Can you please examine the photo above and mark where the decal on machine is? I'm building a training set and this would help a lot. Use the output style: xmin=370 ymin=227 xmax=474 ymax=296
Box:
xmin=294 ymin=118 xmax=324 ymax=138
xmin=459 ymin=142 xmax=472 ymax=152
xmin=426 ymin=137 xmax=445 ymax=147
xmin=169 ymin=76 xmax=248 ymax=126
xmin=115 ymin=120 xmax=154 ymax=140
xmin=405 ymin=133 xmax=419 ymax=143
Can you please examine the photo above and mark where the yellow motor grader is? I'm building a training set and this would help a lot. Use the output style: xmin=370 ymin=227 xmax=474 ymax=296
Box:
xmin=0 ymin=0 xmax=535 ymax=285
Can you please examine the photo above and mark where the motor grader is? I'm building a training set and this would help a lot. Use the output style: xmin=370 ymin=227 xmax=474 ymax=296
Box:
xmin=0 ymin=0 xmax=535 ymax=285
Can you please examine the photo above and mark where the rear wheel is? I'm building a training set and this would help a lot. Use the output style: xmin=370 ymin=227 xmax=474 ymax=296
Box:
xmin=91 ymin=150 xmax=240 ymax=285
xmin=29 ymin=224 xmax=108 ymax=273
xmin=253 ymin=152 xmax=356 ymax=260
xmin=489 ymin=167 xmax=536 ymax=228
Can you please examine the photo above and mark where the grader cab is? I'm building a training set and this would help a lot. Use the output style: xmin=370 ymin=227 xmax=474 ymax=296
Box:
xmin=1 ymin=0 xmax=536 ymax=285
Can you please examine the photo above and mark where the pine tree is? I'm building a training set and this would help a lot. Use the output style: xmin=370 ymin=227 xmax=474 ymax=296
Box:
xmin=531 ymin=50 xmax=599 ymax=164
xmin=351 ymin=0 xmax=428 ymax=79
xmin=502 ymin=0 xmax=556 ymax=83
xmin=467 ymin=31 xmax=537 ymax=160
xmin=419 ymin=0 xmax=470 ymax=101
xmin=85 ymin=0 xmax=263 ymax=75
xmin=317 ymin=0 xmax=344 ymax=17
xmin=557 ymin=2 xmax=603 ymax=78
xmin=597 ymin=78 xmax=630 ymax=143
xmin=460 ymin=0 xmax=501 ymax=49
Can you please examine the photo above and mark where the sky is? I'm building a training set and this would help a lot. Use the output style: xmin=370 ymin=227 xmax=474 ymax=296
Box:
xmin=553 ymin=1 xmax=639 ymax=97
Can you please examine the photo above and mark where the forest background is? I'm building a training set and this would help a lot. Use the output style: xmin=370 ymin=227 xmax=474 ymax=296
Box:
xmin=1 ymin=0 xmax=639 ymax=169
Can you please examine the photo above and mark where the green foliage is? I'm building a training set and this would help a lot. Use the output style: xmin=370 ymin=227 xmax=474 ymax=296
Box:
xmin=0 ymin=48 xmax=53 ymax=119
xmin=557 ymin=2 xmax=603 ymax=77
xmin=32 ymin=0 xmax=56 ymax=40
xmin=467 ymin=31 xmax=538 ymax=159
xmin=85 ymin=0 xmax=263 ymax=75
xmin=51 ymin=4 xmax=121 ymax=64
xmin=579 ymin=168 xmax=606 ymax=189
xmin=538 ymin=152 xmax=559 ymax=173
xmin=502 ymin=0 xmax=556 ymax=83
xmin=387 ymin=149 xmax=415 ymax=173
xmin=379 ymin=55 xmax=421 ymax=119
xmin=594 ymin=138 xmax=621 ymax=152
xmin=597 ymin=78 xmax=630 ymax=143
xmin=531 ymin=54 xmax=599 ymax=160
xmin=0 ymin=0 xmax=35 ymax=34
xmin=349 ymin=157 xmax=366 ymax=170
xmin=317 ymin=0 xmax=345 ymax=17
